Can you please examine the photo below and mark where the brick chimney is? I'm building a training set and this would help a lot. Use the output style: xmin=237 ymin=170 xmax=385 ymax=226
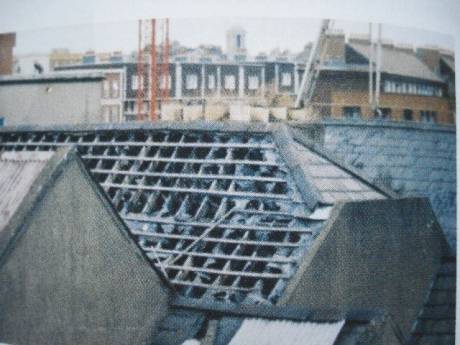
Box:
xmin=417 ymin=46 xmax=441 ymax=73
xmin=324 ymin=30 xmax=345 ymax=64
xmin=0 ymin=32 xmax=16 ymax=75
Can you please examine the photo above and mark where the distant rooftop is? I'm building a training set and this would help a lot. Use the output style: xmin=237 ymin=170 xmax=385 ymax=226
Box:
xmin=0 ymin=72 xmax=105 ymax=84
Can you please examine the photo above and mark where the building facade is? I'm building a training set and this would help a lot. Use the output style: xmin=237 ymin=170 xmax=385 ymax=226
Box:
xmin=310 ymin=34 xmax=456 ymax=124
xmin=56 ymin=61 xmax=301 ymax=121
xmin=0 ymin=73 xmax=106 ymax=126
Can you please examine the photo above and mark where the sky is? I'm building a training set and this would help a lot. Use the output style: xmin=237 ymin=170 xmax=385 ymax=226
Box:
xmin=12 ymin=17 xmax=454 ymax=57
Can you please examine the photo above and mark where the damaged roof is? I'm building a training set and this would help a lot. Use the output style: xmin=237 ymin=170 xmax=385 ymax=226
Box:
xmin=0 ymin=122 xmax=390 ymax=305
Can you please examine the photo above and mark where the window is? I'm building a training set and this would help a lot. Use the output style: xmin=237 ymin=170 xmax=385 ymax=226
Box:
xmin=186 ymin=74 xmax=198 ymax=90
xmin=0 ymin=117 xmax=4 ymax=127
xmin=103 ymin=80 xmax=110 ymax=98
xmin=160 ymin=75 xmax=172 ymax=90
xmin=111 ymin=80 xmax=119 ymax=98
xmin=131 ymin=75 xmax=143 ymax=90
xmin=375 ymin=108 xmax=392 ymax=119
xmin=224 ymin=75 xmax=236 ymax=90
xmin=281 ymin=72 xmax=292 ymax=87
xmin=208 ymin=75 xmax=215 ymax=90
xmin=420 ymin=110 xmax=437 ymax=123
xmin=236 ymin=34 xmax=242 ymax=49
xmin=343 ymin=107 xmax=361 ymax=119
xmin=383 ymin=80 xmax=442 ymax=97
xmin=248 ymin=75 xmax=259 ymax=90
xmin=403 ymin=109 xmax=413 ymax=121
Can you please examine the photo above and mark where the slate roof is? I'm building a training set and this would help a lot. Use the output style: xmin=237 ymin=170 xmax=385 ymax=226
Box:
xmin=0 ymin=151 xmax=54 ymax=233
xmin=0 ymin=122 xmax=389 ymax=305
xmin=409 ymin=256 xmax=456 ymax=345
xmin=346 ymin=42 xmax=443 ymax=82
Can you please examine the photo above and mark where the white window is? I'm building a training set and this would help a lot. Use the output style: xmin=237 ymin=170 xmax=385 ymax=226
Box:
xmin=160 ymin=75 xmax=172 ymax=90
xmin=401 ymin=83 xmax=407 ymax=93
xmin=111 ymin=80 xmax=119 ymax=97
xmin=248 ymin=75 xmax=259 ymax=90
xmin=281 ymin=72 xmax=292 ymax=87
xmin=131 ymin=75 xmax=143 ymax=90
xmin=186 ymin=74 xmax=198 ymax=90
xmin=208 ymin=75 xmax=216 ymax=90
xmin=103 ymin=80 xmax=110 ymax=98
xmin=224 ymin=75 xmax=236 ymax=90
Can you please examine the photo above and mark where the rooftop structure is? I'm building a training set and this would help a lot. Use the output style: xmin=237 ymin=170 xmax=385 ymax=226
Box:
xmin=0 ymin=122 xmax=388 ymax=304
xmin=0 ymin=122 xmax=453 ymax=344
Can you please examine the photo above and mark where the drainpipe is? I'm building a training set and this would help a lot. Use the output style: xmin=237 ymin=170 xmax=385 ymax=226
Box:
xmin=375 ymin=23 xmax=382 ymax=112
xmin=369 ymin=23 xmax=374 ymax=114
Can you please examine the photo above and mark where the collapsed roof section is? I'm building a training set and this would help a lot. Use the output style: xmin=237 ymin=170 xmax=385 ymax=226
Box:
xmin=0 ymin=122 xmax=389 ymax=305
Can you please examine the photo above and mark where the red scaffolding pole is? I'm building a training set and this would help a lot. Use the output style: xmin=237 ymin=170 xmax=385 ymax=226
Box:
xmin=136 ymin=19 xmax=144 ymax=121
xmin=149 ymin=19 xmax=157 ymax=122
xmin=162 ymin=18 xmax=170 ymax=102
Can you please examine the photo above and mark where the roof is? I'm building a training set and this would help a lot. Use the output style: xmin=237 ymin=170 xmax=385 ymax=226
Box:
xmin=346 ymin=42 xmax=443 ymax=82
xmin=0 ymin=151 xmax=54 ymax=233
xmin=0 ymin=72 xmax=105 ymax=84
xmin=153 ymin=297 xmax=401 ymax=345
xmin=409 ymin=256 xmax=456 ymax=345
xmin=227 ymin=318 xmax=344 ymax=345
xmin=0 ymin=122 xmax=388 ymax=305
xmin=441 ymin=55 xmax=455 ymax=73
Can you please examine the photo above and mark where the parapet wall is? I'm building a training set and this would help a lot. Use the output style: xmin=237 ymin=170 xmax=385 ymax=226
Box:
xmin=294 ymin=120 xmax=456 ymax=249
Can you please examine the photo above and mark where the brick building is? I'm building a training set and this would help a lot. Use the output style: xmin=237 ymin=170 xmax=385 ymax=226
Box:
xmin=0 ymin=33 xmax=16 ymax=75
xmin=311 ymin=33 xmax=455 ymax=124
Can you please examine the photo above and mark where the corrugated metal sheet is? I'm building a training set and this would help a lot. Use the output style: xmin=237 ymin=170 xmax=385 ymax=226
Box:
xmin=228 ymin=318 xmax=345 ymax=345
xmin=0 ymin=151 xmax=53 ymax=233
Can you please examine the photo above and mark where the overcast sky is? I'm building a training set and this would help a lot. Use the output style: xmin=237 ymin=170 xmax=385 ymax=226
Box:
xmin=12 ymin=17 xmax=454 ymax=56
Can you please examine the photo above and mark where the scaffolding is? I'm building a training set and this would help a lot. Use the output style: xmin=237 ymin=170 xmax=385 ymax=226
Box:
xmin=136 ymin=18 xmax=169 ymax=122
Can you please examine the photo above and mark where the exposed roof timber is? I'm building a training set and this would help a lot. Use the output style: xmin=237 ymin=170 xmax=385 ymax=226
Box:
xmin=102 ymin=182 xmax=296 ymax=201
xmin=92 ymin=168 xmax=287 ymax=183
xmin=132 ymin=230 xmax=302 ymax=248
xmin=126 ymin=216 xmax=312 ymax=233
xmin=0 ymin=141 xmax=276 ymax=149
xmin=146 ymin=248 xmax=296 ymax=263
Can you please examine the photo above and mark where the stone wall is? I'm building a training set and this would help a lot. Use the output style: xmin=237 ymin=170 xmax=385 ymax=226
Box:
xmin=294 ymin=119 xmax=456 ymax=249
xmin=0 ymin=152 xmax=171 ymax=345
xmin=280 ymin=198 xmax=448 ymax=340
